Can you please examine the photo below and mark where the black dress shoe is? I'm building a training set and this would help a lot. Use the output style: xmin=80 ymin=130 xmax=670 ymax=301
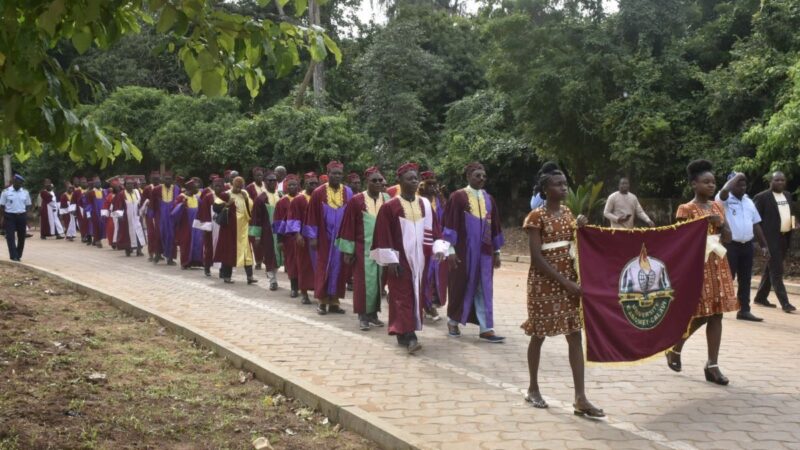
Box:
xmin=317 ymin=304 xmax=328 ymax=315
xmin=754 ymin=299 xmax=778 ymax=308
xmin=247 ymin=278 xmax=258 ymax=285
xmin=407 ymin=339 xmax=422 ymax=354
xmin=783 ymin=303 xmax=797 ymax=313
xmin=290 ymin=290 xmax=299 ymax=298
xmin=301 ymin=295 xmax=312 ymax=305
xmin=328 ymin=305 xmax=346 ymax=314
xmin=270 ymin=282 xmax=278 ymax=291
xmin=736 ymin=311 xmax=763 ymax=322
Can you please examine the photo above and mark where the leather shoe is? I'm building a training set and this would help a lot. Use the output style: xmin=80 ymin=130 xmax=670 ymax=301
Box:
xmin=736 ymin=311 xmax=763 ymax=322
xmin=754 ymin=299 xmax=777 ymax=308
xmin=783 ymin=303 xmax=797 ymax=313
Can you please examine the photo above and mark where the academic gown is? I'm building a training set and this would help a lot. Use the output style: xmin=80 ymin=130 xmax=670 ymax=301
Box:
xmin=71 ymin=188 xmax=87 ymax=237
xmin=103 ymin=191 xmax=116 ymax=246
xmin=442 ymin=188 xmax=504 ymax=328
xmin=85 ymin=188 xmax=107 ymax=240
xmin=370 ymin=196 xmax=449 ymax=335
xmin=246 ymin=182 xmax=269 ymax=266
xmin=140 ymin=184 xmax=159 ymax=256
xmin=111 ymin=189 xmax=146 ymax=251
xmin=172 ymin=192 xmax=205 ymax=268
xmin=423 ymin=194 xmax=449 ymax=307
xmin=59 ymin=192 xmax=77 ymax=238
xmin=250 ymin=191 xmax=279 ymax=272
xmin=303 ymin=183 xmax=353 ymax=300
xmin=273 ymin=195 xmax=297 ymax=279
xmin=39 ymin=189 xmax=64 ymax=238
xmin=151 ymin=184 xmax=180 ymax=259
xmin=213 ymin=190 xmax=253 ymax=268
xmin=287 ymin=193 xmax=316 ymax=291
xmin=336 ymin=192 xmax=390 ymax=315
xmin=193 ymin=191 xmax=219 ymax=269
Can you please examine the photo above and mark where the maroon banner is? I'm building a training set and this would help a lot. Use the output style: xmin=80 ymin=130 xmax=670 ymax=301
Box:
xmin=577 ymin=219 xmax=707 ymax=363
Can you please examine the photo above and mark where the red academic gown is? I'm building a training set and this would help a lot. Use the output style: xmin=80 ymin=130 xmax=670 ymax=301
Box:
xmin=59 ymin=192 xmax=76 ymax=237
xmin=246 ymin=182 xmax=268 ymax=265
xmin=140 ymin=184 xmax=159 ymax=256
xmin=213 ymin=192 xmax=251 ymax=267
xmin=250 ymin=192 xmax=278 ymax=272
xmin=442 ymin=188 xmax=504 ymax=328
xmin=370 ymin=196 xmax=444 ymax=335
xmin=273 ymin=195 xmax=296 ymax=278
xmin=111 ymin=190 xmax=145 ymax=251
xmin=303 ymin=184 xmax=353 ymax=300
xmin=423 ymin=195 xmax=449 ymax=307
xmin=288 ymin=193 xmax=315 ymax=291
xmin=196 ymin=191 xmax=216 ymax=269
xmin=172 ymin=192 xmax=204 ymax=268
xmin=39 ymin=190 xmax=59 ymax=238
xmin=336 ymin=192 xmax=390 ymax=315
xmin=103 ymin=192 xmax=116 ymax=247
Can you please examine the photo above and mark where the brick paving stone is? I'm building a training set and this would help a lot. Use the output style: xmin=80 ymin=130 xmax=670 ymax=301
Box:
xmin=16 ymin=239 xmax=800 ymax=450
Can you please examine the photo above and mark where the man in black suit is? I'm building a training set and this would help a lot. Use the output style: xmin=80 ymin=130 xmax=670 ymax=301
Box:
xmin=753 ymin=171 xmax=797 ymax=313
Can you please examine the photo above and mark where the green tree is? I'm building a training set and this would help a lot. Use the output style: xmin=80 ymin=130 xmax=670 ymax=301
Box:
xmin=1 ymin=0 xmax=340 ymax=166
xmin=354 ymin=20 xmax=445 ymax=163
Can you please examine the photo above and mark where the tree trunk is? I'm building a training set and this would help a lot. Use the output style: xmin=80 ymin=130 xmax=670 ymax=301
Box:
xmin=295 ymin=62 xmax=316 ymax=109
xmin=3 ymin=154 xmax=11 ymax=186
xmin=308 ymin=0 xmax=325 ymax=108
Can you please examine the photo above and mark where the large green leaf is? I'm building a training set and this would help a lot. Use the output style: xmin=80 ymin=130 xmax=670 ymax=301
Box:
xmin=72 ymin=26 xmax=93 ymax=54
xmin=156 ymin=6 xmax=178 ymax=34
xmin=201 ymin=70 xmax=226 ymax=97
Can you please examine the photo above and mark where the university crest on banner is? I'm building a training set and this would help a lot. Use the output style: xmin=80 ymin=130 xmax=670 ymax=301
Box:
xmin=577 ymin=219 xmax=708 ymax=363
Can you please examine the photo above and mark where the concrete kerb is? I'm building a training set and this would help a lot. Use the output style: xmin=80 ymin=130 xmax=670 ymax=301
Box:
xmin=5 ymin=260 xmax=423 ymax=450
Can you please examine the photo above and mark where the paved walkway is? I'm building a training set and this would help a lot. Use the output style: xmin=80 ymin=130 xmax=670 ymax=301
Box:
xmin=17 ymin=239 xmax=800 ymax=450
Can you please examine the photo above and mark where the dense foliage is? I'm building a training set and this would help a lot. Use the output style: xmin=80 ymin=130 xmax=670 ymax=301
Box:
xmin=10 ymin=0 xmax=800 ymax=216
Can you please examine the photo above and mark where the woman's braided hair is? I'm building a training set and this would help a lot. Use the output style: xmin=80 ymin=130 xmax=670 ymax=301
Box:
xmin=538 ymin=167 xmax=564 ymax=201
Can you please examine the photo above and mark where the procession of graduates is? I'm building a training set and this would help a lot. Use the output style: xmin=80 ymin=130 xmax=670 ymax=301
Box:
xmin=28 ymin=154 xmax=798 ymax=420
xmin=38 ymin=161 xmax=506 ymax=357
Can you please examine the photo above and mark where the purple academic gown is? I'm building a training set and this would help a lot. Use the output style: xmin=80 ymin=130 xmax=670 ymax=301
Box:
xmin=171 ymin=194 xmax=204 ymax=266
xmin=153 ymin=185 xmax=181 ymax=259
xmin=89 ymin=189 xmax=107 ymax=240
xmin=442 ymin=188 xmax=504 ymax=329
xmin=303 ymin=184 xmax=353 ymax=299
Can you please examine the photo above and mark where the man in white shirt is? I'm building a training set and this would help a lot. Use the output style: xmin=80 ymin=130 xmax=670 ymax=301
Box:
xmin=1 ymin=174 xmax=33 ymax=261
xmin=274 ymin=166 xmax=287 ymax=195
xmin=603 ymin=178 xmax=655 ymax=229
xmin=753 ymin=171 xmax=797 ymax=313
xmin=717 ymin=173 xmax=770 ymax=321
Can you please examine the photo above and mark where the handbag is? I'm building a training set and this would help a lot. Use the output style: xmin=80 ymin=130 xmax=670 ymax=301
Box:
xmin=213 ymin=207 xmax=229 ymax=226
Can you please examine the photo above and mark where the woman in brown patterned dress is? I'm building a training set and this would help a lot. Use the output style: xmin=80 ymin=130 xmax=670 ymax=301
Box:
xmin=665 ymin=160 xmax=738 ymax=385
xmin=522 ymin=168 xmax=604 ymax=417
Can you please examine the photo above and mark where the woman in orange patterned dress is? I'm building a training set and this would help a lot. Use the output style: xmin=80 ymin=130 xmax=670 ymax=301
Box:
xmin=522 ymin=168 xmax=604 ymax=417
xmin=666 ymin=160 xmax=738 ymax=385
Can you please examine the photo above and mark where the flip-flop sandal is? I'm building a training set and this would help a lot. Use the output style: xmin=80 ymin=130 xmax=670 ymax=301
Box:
xmin=524 ymin=392 xmax=548 ymax=409
xmin=573 ymin=403 xmax=605 ymax=418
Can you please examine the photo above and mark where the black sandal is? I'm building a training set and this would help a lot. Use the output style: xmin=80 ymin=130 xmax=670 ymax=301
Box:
xmin=704 ymin=363 xmax=729 ymax=386
xmin=524 ymin=392 xmax=548 ymax=409
xmin=666 ymin=349 xmax=681 ymax=372
xmin=573 ymin=403 xmax=605 ymax=418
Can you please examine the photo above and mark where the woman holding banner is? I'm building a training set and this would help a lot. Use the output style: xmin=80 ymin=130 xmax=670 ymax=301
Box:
xmin=665 ymin=159 xmax=738 ymax=385
xmin=521 ymin=166 xmax=604 ymax=418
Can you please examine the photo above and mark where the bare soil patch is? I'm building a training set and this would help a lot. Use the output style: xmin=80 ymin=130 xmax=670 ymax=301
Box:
xmin=0 ymin=264 xmax=373 ymax=450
